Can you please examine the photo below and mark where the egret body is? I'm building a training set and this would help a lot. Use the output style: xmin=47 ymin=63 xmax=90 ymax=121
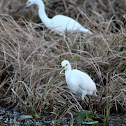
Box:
xmin=60 ymin=60 xmax=97 ymax=101
xmin=17 ymin=0 xmax=93 ymax=35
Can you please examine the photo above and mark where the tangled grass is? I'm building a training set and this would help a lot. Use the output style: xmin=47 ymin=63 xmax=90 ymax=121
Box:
xmin=0 ymin=0 xmax=126 ymax=125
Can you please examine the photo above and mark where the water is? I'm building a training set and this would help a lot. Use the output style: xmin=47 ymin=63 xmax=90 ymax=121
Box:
xmin=0 ymin=107 xmax=126 ymax=126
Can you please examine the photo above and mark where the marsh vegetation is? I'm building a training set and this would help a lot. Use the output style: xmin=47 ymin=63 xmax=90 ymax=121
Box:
xmin=0 ymin=0 xmax=126 ymax=125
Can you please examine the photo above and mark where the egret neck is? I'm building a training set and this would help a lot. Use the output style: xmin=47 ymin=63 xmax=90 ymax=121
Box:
xmin=37 ymin=1 xmax=51 ymax=29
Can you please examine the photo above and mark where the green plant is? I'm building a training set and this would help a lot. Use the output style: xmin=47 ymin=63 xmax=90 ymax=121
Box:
xmin=104 ymin=88 xmax=110 ymax=125
xmin=76 ymin=110 xmax=99 ymax=125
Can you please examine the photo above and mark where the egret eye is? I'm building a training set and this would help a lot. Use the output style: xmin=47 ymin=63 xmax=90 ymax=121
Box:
xmin=64 ymin=64 xmax=68 ymax=67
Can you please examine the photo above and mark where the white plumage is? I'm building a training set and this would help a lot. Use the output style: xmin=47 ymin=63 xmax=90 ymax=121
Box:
xmin=60 ymin=60 xmax=97 ymax=101
xmin=17 ymin=0 xmax=93 ymax=35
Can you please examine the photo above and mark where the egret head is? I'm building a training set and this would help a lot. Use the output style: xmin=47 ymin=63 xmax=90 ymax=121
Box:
xmin=16 ymin=0 xmax=42 ymax=12
xmin=25 ymin=0 xmax=35 ymax=6
xmin=60 ymin=60 xmax=71 ymax=73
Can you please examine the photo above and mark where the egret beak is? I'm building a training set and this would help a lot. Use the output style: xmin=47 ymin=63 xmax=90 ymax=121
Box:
xmin=60 ymin=67 xmax=65 ymax=74
xmin=60 ymin=65 xmax=67 ymax=74
xmin=16 ymin=2 xmax=31 ymax=12
xmin=16 ymin=4 xmax=27 ymax=12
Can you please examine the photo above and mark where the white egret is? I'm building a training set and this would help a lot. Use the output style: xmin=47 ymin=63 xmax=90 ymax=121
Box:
xmin=16 ymin=0 xmax=93 ymax=35
xmin=60 ymin=60 xmax=97 ymax=101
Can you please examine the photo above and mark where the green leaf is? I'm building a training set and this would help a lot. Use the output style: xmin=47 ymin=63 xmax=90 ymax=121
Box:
xmin=27 ymin=101 xmax=40 ymax=118
xmin=83 ymin=121 xmax=98 ymax=124
xmin=124 ymin=69 xmax=126 ymax=73
xmin=120 ymin=47 xmax=126 ymax=52
xmin=45 ymin=104 xmax=51 ymax=110
xmin=76 ymin=110 xmax=92 ymax=124
xmin=20 ymin=115 xmax=33 ymax=120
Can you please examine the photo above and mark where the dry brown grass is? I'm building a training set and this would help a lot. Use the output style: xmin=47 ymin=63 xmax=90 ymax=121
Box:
xmin=0 ymin=0 xmax=126 ymax=124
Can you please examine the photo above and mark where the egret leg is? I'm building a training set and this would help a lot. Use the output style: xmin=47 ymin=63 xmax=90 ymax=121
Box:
xmin=82 ymin=93 xmax=86 ymax=101
xmin=87 ymin=96 xmax=91 ymax=110
xmin=81 ymin=93 xmax=88 ymax=109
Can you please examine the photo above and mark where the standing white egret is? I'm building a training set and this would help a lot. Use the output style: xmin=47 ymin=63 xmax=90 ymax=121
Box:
xmin=60 ymin=60 xmax=97 ymax=101
xmin=16 ymin=0 xmax=93 ymax=35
